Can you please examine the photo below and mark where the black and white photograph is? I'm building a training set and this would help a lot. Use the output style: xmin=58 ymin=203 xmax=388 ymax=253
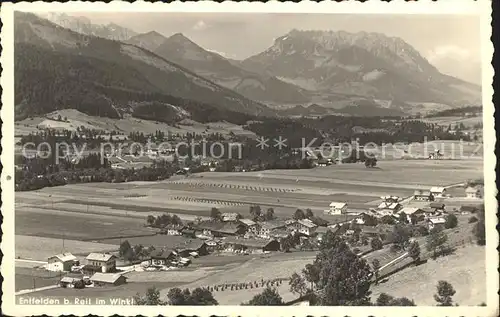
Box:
xmin=1 ymin=1 xmax=497 ymax=316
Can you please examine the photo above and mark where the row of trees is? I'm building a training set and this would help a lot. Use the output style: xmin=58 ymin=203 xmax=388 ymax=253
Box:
xmin=134 ymin=278 xmax=459 ymax=306
xmin=146 ymin=214 xmax=183 ymax=228
xmin=133 ymin=287 xmax=218 ymax=305
xmin=119 ymin=240 xmax=156 ymax=262
xmin=249 ymin=205 xmax=276 ymax=222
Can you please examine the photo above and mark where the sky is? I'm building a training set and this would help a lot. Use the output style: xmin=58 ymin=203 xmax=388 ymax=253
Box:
xmin=74 ymin=13 xmax=482 ymax=84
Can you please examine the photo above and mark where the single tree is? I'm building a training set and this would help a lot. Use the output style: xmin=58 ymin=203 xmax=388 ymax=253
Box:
xmin=434 ymin=280 xmax=456 ymax=306
xmin=408 ymin=240 xmax=421 ymax=262
xmin=468 ymin=216 xmax=478 ymax=223
xmin=375 ymin=293 xmax=394 ymax=306
xmin=73 ymin=280 xmax=85 ymax=289
xmin=119 ymin=240 xmax=132 ymax=257
xmin=280 ymin=235 xmax=293 ymax=252
xmin=371 ymin=237 xmax=383 ymax=251
xmin=265 ymin=208 xmax=276 ymax=221
xmin=171 ymin=214 xmax=182 ymax=226
xmin=190 ymin=287 xmax=218 ymax=305
xmin=444 ymin=214 xmax=458 ymax=229
xmin=305 ymin=208 xmax=314 ymax=219
xmin=371 ymin=259 xmax=381 ymax=284
xmin=390 ymin=297 xmax=416 ymax=306
xmin=245 ymin=287 xmax=284 ymax=305
xmin=249 ymin=205 xmax=262 ymax=222
xmin=302 ymin=263 xmax=320 ymax=290
xmin=310 ymin=234 xmax=372 ymax=305
xmin=399 ymin=211 xmax=409 ymax=224
xmin=472 ymin=204 xmax=485 ymax=245
xmin=375 ymin=293 xmax=415 ymax=306
xmin=167 ymin=287 xmax=187 ymax=305
xmin=289 ymin=272 xmax=308 ymax=296
xmin=146 ymin=215 xmax=156 ymax=226
xmin=416 ymin=225 xmax=429 ymax=236
xmin=389 ymin=224 xmax=410 ymax=251
xmin=134 ymin=287 xmax=164 ymax=305
xmin=210 ymin=207 xmax=222 ymax=221
xmin=426 ymin=227 xmax=449 ymax=259
xmin=293 ymin=209 xmax=306 ymax=220
xmin=409 ymin=214 xmax=419 ymax=225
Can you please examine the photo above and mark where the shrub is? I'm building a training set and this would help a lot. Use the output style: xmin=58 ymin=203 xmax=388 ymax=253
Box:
xmin=371 ymin=237 xmax=383 ymax=250
xmin=468 ymin=216 xmax=478 ymax=223
xmin=444 ymin=214 xmax=458 ymax=229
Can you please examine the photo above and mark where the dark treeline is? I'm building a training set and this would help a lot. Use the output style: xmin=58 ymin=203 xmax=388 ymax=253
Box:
xmin=15 ymin=153 xmax=174 ymax=191
xmin=426 ymin=106 xmax=482 ymax=118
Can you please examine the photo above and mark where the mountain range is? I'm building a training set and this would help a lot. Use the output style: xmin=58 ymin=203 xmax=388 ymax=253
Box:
xmin=14 ymin=12 xmax=272 ymax=123
xmin=16 ymin=13 xmax=481 ymax=123
xmin=41 ymin=12 xmax=137 ymax=42
xmin=241 ymin=29 xmax=481 ymax=107
xmin=127 ymin=32 xmax=310 ymax=104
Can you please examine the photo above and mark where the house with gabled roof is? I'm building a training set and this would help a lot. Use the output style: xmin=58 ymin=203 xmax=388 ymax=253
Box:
xmin=430 ymin=187 xmax=447 ymax=198
xmin=414 ymin=190 xmax=434 ymax=202
xmin=325 ymin=202 xmax=348 ymax=215
xmin=288 ymin=219 xmax=318 ymax=236
xmin=377 ymin=201 xmax=402 ymax=215
xmin=149 ymin=249 xmax=176 ymax=266
xmin=90 ymin=273 xmax=127 ymax=286
xmin=465 ymin=186 xmax=482 ymax=199
xmin=259 ymin=220 xmax=287 ymax=238
xmin=85 ymin=253 xmax=116 ymax=273
xmin=47 ymin=253 xmax=78 ymax=272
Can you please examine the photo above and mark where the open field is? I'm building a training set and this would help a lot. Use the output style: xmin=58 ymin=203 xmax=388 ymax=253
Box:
xmin=158 ymin=253 xmax=316 ymax=304
xmin=15 ymin=267 xmax=65 ymax=292
xmin=421 ymin=116 xmax=483 ymax=128
xmin=14 ymin=156 xmax=485 ymax=304
xmin=15 ymin=235 xmax=119 ymax=260
xmin=15 ymin=109 xmax=257 ymax=137
xmin=15 ymin=207 xmax=154 ymax=241
xmin=16 ymin=158 xmax=483 ymax=242
xmin=371 ymin=245 xmax=486 ymax=305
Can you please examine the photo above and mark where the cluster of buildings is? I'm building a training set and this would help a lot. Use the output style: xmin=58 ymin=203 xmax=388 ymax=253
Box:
xmin=163 ymin=216 xmax=323 ymax=243
xmin=47 ymin=252 xmax=128 ymax=288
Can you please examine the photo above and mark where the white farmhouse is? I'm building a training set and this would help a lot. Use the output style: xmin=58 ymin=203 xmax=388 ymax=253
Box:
xmin=465 ymin=186 xmax=482 ymax=199
xmin=430 ymin=187 xmax=447 ymax=198
xmin=47 ymin=253 xmax=78 ymax=272
xmin=325 ymin=202 xmax=348 ymax=215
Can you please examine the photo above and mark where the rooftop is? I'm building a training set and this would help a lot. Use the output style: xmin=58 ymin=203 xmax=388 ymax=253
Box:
xmin=90 ymin=273 xmax=125 ymax=283
xmin=150 ymin=249 xmax=174 ymax=259
xmin=260 ymin=220 xmax=287 ymax=230
xmin=49 ymin=252 xmax=77 ymax=262
xmin=238 ymin=218 xmax=257 ymax=226
xmin=465 ymin=186 xmax=481 ymax=193
xmin=297 ymin=219 xmax=318 ymax=228
xmin=86 ymin=253 xmax=115 ymax=262
xmin=329 ymin=202 xmax=347 ymax=208
xmin=224 ymin=237 xmax=278 ymax=249
xmin=398 ymin=207 xmax=424 ymax=215
xmin=430 ymin=187 xmax=446 ymax=193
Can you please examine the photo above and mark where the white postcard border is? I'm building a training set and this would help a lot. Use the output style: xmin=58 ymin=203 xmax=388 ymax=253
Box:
xmin=1 ymin=1 xmax=497 ymax=316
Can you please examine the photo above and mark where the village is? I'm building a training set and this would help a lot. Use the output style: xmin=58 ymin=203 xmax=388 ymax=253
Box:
xmin=20 ymin=180 xmax=483 ymax=299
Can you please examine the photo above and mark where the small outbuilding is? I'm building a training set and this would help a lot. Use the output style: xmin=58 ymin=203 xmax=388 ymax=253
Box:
xmin=429 ymin=202 xmax=446 ymax=211
xmin=90 ymin=273 xmax=127 ymax=286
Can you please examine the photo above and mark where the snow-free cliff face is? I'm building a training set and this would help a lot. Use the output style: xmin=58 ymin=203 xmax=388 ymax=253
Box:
xmin=42 ymin=12 xmax=137 ymax=41
xmin=242 ymin=29 xmax=480 ymax=105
